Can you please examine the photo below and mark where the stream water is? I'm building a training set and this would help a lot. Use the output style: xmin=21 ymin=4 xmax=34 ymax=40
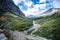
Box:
xmin=10 ymin=21 xmax=49 ymax=40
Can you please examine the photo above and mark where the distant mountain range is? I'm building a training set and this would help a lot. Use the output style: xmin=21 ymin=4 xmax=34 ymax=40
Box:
xmin=27 ymin=8 xmax=60 ymax=19
xmin=0 ymin=0 xmax=25 ymax=17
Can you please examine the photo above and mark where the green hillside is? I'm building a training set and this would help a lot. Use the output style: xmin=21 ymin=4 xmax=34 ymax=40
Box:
xmin=34 ymin=11 xmax=60 ymax=40
xmin=0 ymin=10 xmax=33 ymax=31
xmin=7 ymin=14 xmax=33 ymax=31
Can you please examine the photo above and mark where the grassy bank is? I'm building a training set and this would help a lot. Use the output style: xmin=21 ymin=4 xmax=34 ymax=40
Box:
xmin=34 ymin=11 xmax=60 ymax=40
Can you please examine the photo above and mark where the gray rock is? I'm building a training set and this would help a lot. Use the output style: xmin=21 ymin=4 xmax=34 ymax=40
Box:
xmin=0 ymin=0 xmax=25 ymax=17
xmin=10 ymin=31 xmax=48 ymax=40
xmin=10 ymin=31 xmax=26 ymax=40
xmin=0 ymin=33 xmax=8 ymax=40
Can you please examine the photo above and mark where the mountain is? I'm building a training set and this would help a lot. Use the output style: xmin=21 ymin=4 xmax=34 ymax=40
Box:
xmin=0 ymin=0 xmax=33 ymax=33
xmin=0 ymin=0 xmax=25 ymax=17
xmin=39 ymin=8 xmax=60 ymax=16
xmin=27 ymin=15 xmax=36 ymax=20
xmin=28 ymin=8 xmax=60 ymax=20
xmin=42 ymin=8 xmax=60 ymax=14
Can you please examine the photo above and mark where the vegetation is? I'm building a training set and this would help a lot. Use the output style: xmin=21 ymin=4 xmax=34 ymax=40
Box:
xmin=0 ymin=9 xmax=33 ymax=40
xmin=28 ymin=29 xmax=35 ymax=34
xmin=34 ymin=11 xmax=60 ymax=40
xmin=0 ymin=9 xmax=6 ymax=25
xmin=4 ymin=29 xmax=11 ymax=39
xmin=6 ymin=14 xmax=33 ymax=31
xmin=0 ymin=9 xmax=33 ymax=31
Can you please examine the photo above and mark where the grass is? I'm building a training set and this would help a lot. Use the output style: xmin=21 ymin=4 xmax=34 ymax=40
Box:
xmin=0 ymin=9 xmax=33 ymax=40
xmin=0 ymin=9 xmax=33 ymax=31
xmin=28 ymin=29 xmax=35 ymax=34
xmin=34 ymin=11 xmax=60 ymax=40
xmin=6 ymin=14 xmax=33 ymax=31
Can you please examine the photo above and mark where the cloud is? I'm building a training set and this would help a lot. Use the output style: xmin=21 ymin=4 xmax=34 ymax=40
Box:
xmin=22 ymin=3 xmax=49 ymax=16
xmin=34 ymin=4 xmax=44 ymax=9
xmin=13 ymin=0 xmax=21 ymax=5
xmin=24 ymin=0 xmax=33 ymax=7
xmin=13 ymin=0 xmax=26 ymax=5
xmin=21 ymin=3 xmax=47 ymax=16
xmin=39 ymin=0 xmax=46 ymax=3
xmin=13 ymin=0 xmax=60 ymax=16
xmin=53 ymin=0 xmax=60 ymax=8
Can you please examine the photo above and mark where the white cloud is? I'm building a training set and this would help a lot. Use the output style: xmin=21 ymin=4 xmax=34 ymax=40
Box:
xmin=23 ymin=7 xmax=39 ymax=16
xmin=13 ymin=0 xmax=58 ymax=16
xmin=13 ymin=0 xmax=49 ymax=16
xmin=34 ymin=4 xmax=46 ymax=9
xmin=13 ymin=0 xmax=21 ymax=5
xmin=24 ymin=0 xmax=33 ymax=7
xmin=39 ymin=0 xmax=46 ymax=3
xmin=53 ymin=0 xmax=60 ymax=8
xmin=13 ymin=0 xmax=26 ymax=5
xmin=22 ymin=4 xmax=47 ymax=16
xmin=21 ymin=1 xmax=47 ymax=16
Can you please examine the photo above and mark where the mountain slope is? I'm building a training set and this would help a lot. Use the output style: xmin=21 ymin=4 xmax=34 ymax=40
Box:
xmin=27 ymin=8 xmax=60 ymax=20
xmin=0 ymin=0 xmax=33 ymax=32
xmin=34 ymin=11 xmax=60 ymax=40
xmin=0 ymin=0 xmax=25 ymax=17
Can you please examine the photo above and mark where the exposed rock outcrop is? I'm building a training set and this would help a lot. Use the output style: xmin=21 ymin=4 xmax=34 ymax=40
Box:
xmin=0 ymin=0 xmax=25 ymax=17
xmin=10 ymin=31 xmax=48 ymax=40
xmin=0 ymin=33 xmax=8 ymax=40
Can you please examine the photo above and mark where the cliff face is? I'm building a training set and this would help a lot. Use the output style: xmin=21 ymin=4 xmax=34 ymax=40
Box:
xmin=0 ymin=0 xmax=25 ymax=17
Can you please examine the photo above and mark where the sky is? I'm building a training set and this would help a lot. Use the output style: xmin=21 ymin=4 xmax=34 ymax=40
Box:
xmin=13 ymin=0 xmax=60 ymax=16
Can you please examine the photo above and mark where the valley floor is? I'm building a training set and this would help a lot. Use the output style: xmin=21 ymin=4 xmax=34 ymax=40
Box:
xmin=10 ymin=21 xmax=48 ymax=40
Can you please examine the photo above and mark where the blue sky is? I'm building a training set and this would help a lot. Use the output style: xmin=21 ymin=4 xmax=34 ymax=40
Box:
xmin=13 ymin=0 xmax=60 ymax=16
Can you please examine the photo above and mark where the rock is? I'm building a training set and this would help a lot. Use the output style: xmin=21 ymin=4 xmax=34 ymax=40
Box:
xmin=0 ymin=29 xmax=4 ymax=33
xmin=0 ymin=33 xmax=8 ymax=40
xmin=10 ymin=31 xmax=48 ymax=40
xmin=10 ymin=31 xmax=26 ymax=40
xmin=0 ymin=0 xmax=25 ymax=17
